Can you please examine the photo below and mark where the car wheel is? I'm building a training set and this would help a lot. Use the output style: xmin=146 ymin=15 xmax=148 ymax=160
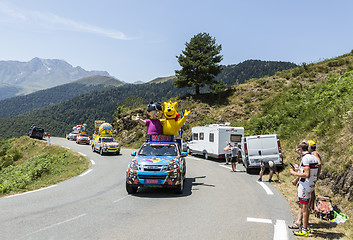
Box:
xmin=92 ymin=145 xmax=95 ymax=152
xmin=203 ymin=152 xmax=209 ymax=160
xmin=116 ymin=151 xmax=120 ymax=155
xmin=126 ymin=183 xmax=138 ymax=194
xmin=175 ymin=179 xmax=184 ymax=194
xmin=100 ymin=148 xmax=104 ymax=155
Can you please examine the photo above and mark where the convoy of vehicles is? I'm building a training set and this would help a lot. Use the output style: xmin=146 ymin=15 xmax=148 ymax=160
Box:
xmin=126 ymin=135 xmax=186 ymax=194
xmin=186 ymin=124 xmax=244 ymax=159
xmin=29 ymin=118 xmax=284 ymax=194
xmin=241 ymin=134 xmax=283 ymax=173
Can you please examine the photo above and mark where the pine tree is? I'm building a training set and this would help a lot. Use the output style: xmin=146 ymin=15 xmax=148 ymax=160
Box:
xmin=174 ymin=32 xmax=223 ymax=95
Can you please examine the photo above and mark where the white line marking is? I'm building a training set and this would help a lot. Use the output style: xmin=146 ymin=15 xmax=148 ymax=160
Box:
xmin=78 ymin=152 xmax=87 ymax=156
xmin=219 ymin=164 xmax=235 ymax=171
xmin=274 ymin=220 xmax=288 ymax=240
xmin=65 ymin=146 xmax=70 ymax=149
xmin=5 ymin=185 xmax=57 ymax=198
xmin=90 ymin=159 xmax=96 ymax=165
xmin=113 ymin=195 xmax=130 ymax=203
xmin=28 ymin=214 xmax=86 ymax=236
xmin=79 ymin=169 xmax=92 ymax=177
xmin=247 ymin=217 xmax=272 ymax=224
xmin=257 ymin=182 xmax=274 ymax=195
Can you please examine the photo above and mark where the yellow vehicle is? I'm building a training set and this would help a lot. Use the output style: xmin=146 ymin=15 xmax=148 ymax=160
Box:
xmin=91 ymin=122 xmax=120 ymax=155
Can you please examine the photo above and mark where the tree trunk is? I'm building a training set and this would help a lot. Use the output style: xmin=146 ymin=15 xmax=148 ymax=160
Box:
xmin=195 ymin=86 xmax=200 ymax=96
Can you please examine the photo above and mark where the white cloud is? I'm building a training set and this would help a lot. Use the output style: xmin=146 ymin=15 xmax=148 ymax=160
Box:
xmin=0 ymin=2 xmax=130 ymax=40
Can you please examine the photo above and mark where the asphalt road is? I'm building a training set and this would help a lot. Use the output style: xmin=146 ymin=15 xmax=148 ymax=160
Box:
xmin=0 ymin=137 xmax=297 ymax=240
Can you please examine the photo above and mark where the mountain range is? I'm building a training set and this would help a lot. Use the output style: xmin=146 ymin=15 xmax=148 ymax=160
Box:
xmin=0 ymin=58 xmax=111 ymax=100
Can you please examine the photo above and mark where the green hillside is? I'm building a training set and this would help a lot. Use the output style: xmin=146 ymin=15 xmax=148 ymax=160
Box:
xmin=0 ymin=75 xmax=124 ymax=119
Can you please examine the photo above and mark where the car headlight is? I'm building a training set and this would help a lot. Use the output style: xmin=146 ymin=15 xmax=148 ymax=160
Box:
xmin=130 ymin=161 xmax=139 ymax=171
xmin=168 ymin=162 xmax=179 ymax=171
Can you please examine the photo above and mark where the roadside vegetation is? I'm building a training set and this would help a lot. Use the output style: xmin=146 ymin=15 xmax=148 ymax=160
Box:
xmin=0 ymin=137 xmax=89 ymax=196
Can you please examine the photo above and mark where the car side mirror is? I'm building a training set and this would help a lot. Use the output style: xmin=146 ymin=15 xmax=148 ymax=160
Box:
xmin=181 ymin=152 xmax=187 ymax=157
xmin=131 ymin=151 xmax=136 ymax=156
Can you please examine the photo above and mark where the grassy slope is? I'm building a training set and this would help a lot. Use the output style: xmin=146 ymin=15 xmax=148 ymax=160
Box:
xmin=0 ymin=137 xmax=89 ymax=196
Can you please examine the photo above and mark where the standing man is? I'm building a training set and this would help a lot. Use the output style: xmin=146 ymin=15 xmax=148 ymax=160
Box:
xmin=230 ymin=143 xmax=239 ymax=172
xmin=308 ymin=140 xmax=322 ymax=212
xmin=290 ymin=141 xmax=319 ymax=237
xmin=224 ymin=142 xmax=231 ymax=165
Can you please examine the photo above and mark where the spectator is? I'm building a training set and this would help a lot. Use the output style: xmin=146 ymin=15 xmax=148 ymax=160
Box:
xmin=290 ymin=141 xmax=319 ymax=237
xmin=268 ymin=160 xmax=281 ymax=183
xmin=308 ymin=140 xmax=322 ymax=212
xmin=258 ymin=158 xmax=280 ymax=182
xmin=230 ymin=143 xmax=239 ymax=172
xmin=224 ymin=143 xmax=231 ymax=165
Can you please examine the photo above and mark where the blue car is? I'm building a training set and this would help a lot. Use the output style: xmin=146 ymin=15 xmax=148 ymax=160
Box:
xmin=126 ymin=135 xmax=187 ymax=194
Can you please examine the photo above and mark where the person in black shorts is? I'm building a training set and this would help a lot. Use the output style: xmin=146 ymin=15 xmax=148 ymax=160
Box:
xmin=258 ymin=159 xmax=281 ymax=183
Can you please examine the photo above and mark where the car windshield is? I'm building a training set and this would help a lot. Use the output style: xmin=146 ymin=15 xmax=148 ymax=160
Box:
xmin=138 ymin=144 xmax=178 ymax=156
xmin=102 ymin=138 xmax=115 ymax=143
xmin=71 ymin=132 xmax=78 ymax=135
xmin=79 ymin=134 xmax=88 ymax=137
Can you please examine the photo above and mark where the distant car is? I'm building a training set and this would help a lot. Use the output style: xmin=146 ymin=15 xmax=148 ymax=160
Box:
xmin=67 ymin=132 xmax=78 ymax=141
xmin=126 ymin=135 xmax=187 ymax=194
xmin=28 ymin=126 xmax=45 ymax=140
xmin=76 ymin=133 xmax=90 ymax=145
xmin=92 ymin=137 xmax=120 ymax=155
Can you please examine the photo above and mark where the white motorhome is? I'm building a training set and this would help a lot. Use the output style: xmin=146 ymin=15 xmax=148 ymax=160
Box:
xmin=187 ymin=124 xmax=244 ymax=159
xmin=241 ymin=134 xmax=283 ymax=173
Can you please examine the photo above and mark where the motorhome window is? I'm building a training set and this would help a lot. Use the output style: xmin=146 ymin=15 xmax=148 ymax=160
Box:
xmin=209 ymin=133 xmax=214 ymax=142
xmin=193 ymin=133 xmax=198 ymax=140
xmin=200 ymin=133 xmax=204 ymax=140
xmin=230 ymin=134 xmax=242 ymax=142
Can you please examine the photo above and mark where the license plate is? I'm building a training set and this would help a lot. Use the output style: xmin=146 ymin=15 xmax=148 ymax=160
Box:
xmin=146 ymin=179 xmax=159 ymax=184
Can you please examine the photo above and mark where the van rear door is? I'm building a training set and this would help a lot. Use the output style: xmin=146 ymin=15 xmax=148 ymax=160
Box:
xmin=246 ymin=135 xmax=282 ymax=167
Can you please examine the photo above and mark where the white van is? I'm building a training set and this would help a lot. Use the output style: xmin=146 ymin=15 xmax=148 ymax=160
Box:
xmin=241 ymin=134 xmax=283 ymax=173
xmin=187 ymin=124 xmax=244 ymax=159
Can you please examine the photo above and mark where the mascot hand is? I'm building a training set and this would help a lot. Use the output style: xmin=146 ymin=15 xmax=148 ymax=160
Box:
xmin=184 ymin=110 xmax=191 ymax=117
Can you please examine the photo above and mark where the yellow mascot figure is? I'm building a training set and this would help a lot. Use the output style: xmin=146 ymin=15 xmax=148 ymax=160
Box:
xmin=160 ymin=100 xmax=190 ymax=135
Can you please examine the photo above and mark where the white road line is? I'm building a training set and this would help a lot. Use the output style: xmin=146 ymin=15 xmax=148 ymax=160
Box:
xmin=113 ymin=195 xmax=130 ymax=203
xmin=27 ymin=214 xmax=86 ymax=236
xmin=78 ymin=152 xmax=87 ymax=157
xmin=219 ymin=164 xmax=238 ymax=171
xmin=257 ymin=181 xmax=274 ymax=195
xmin=274 ymin=220 xmax=288 ymax=240
xmin=79 ymin=169 xmax=92 ymax=177
xmin=5 ymin=185 xmax=57 ymax=198
xmin=247 ymin=217 xmax=273 ymax=224
xmin=65 ymin=146 xmax=70 ymax=149
xmin=90 ymin=159 xmax=96 ymax=165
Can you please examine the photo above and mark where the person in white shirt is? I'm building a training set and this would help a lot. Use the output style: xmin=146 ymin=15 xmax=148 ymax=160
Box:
xmin=290 ymin=141 xmax=319 ymax=237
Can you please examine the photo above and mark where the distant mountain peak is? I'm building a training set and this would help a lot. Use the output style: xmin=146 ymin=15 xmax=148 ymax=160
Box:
xmin=0 ymin=58 xmax=113 ymax=100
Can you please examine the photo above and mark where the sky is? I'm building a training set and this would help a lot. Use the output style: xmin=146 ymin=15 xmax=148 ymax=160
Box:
xmin=0 ymin=0 xmax=353 ymax=83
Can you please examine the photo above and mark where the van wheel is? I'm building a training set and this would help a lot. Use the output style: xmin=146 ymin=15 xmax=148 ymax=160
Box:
xmin=187 ymin=148 xmax=192 ymax=155
xmin=204 ymin=152 xmax=209 ymax=160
